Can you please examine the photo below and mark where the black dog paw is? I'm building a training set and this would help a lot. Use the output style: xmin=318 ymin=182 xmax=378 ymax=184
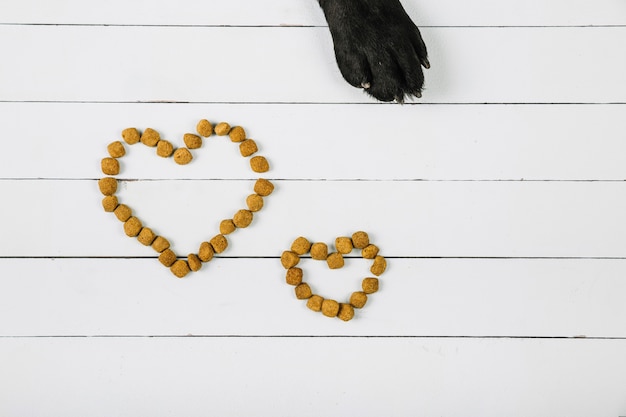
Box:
xmin=319 ymin=0 xmax=429 ymax=102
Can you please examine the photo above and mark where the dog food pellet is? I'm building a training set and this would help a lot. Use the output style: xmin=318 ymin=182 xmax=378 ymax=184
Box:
xmin=196 ymin=119 xmax=213 ymax=137
xmin=159 ymin=249 xmax=177 ymax=267
xmin=362 ymin=244 xmax=379 ymax=259
xmin=233 ymin=209 xmax=253 ymax=228
xmin=98 ymin=177 xmax=118 ymax=196
xmin=335 ymin=237 xmax=354 ymax=254
xmin=198 ymin=241 xmax=215 ymax=262
xmin=102 ymin=196 xmax=119 ymax=212
xmin=220 ymin=219 xmax=236 ymax=235
xmin=250 ymin=156 xmax=269 ymax=173
xmin=254 ymin=178 xmax=274 ymax=196
xmin=152 ymin=236 xmax=170 ymax=253
xmin=350 ymin=291 xmax=368 ymax=308
xmin=173 ymin=148 xmax=193 ymax=165
xmin=246 ymin=194 xmax=264 ymax=212
xmin=295 ymin=283 xmax=312 ymax=299
xmin=107 ymin=141 xmax=126 ymax=158
xmin=337 ymin=303 xmax=355 ymax=321
xmin=171 ymin=260 xmax=191 ymax=278
xmin=321 ymin=299 xmax=340 ymax=317
xmin=310 ymin=242 xmax=328 ymax=260
xmin=307 ymin=295 xmax=324 ymax=312
xmin=188 ymin=253 xmax=202 ymax=272
xmin=352 ymin=231 xmax=369 ymax=249
xmin=122 ymin=127 xmax=140 ymax=145
xmin=141 ymin=128 xmax=160 ymax=147
xmin=137 ymin=227 xmax=156 ymax=246
xmin=229 ymin=126 xmax=246 ymax=142
xmin=370 ymin=255 xmax=387 ymax=276
xmin=214 ymin=122 xmax=231 ymax=136
xmin=114 ymin=204 xmax=132 ymax=222
xmin=281 ymin=251 xmax=300 ymax=269
xmin=156 ymin=140 xmax=174 ymax=157
xmin=101 ymin=157 xmax=120 ymax=175
xmin=286 ymin=267 xmax=303 ymax=285
xmin=124 ymin=216 xmax=143 ymax=237
xmin=291 ymin=236 xmax=311 ymax=255
xmin=184 ymin=133 xmax=202 ymax=149
xmin=327 ymin=252 xmax=344 ymax=269
xmin=210 ymin=234 xmax=228 ymax=253
xmin=239 ymin=139 xmax=258 ymax=157
xmin=362 ymin=277 xmax=379 ymax=294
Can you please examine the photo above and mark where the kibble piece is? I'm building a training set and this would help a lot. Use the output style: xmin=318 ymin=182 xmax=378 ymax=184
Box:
xmin=281 ymin=251 xmax=300 ymax=269
xmin=335 ymin=237 xmax=354 ymax=254
xmin=101 ymin=157 xmax=120 ymax=175
xmin=214 ymin=122 xmax=231 ymax=136
xmin=362 ymin=277 xmax=379 ymax=294
xmin=173 ymin=147 xmax=193 ymax=165
xmin=352 ymin=231 xmax=370 ymax=249
xmin=307 ymin=295 xmax=324 ymax=312
xmin=321 ymin=299 xmax=340 ymax=317
xmin=246 ymin=194 xmax=264 ymax=212
xmin=137 ymin=227 xmax=157 ymax=246
xmin=188 ymin=253 xmax=202 ymax=272
xmin=159 ymin=249 xmax=177 ymax=267
xmin=107 ymin=141 xmax=126 ymax=158
xmin=102 ymin=195 xmax=119 ymax=212
xmin=152 ymin=236 xmax=171 ymax=253
xmin=285 ymin=267 xmax=303 ymax=286
xmin=362 ymin=244 xmax=380 ymax=259
xmin=156 ymin=140 xmax=174 ymax=157
xmin=229 ymin=126 xmax=246 ymax=142
xmin=291 ymin=236 xmax=311 ymax=256
xmin=310 ymin=242 xmax=328 ymax=260
xmin=239 ymin=139 xmax=258 ymax=157
xmin=338 ymin=303 xmax=355 ymax=321
xmin=171 ymin=260 xmax=191 ymax=278
xmin=295 ymin=283 xmax=312 ymax=300
xmin=98 ymin=177 xmax=118 ymax=196
xmin=114 ymin=204 xmax=132 ymax=222
xmin=184 ymin=133 xmax=203 ymax=149
xmin=220 ymin=219 xmax=236 ymax=235
xmin=233 ymin=209 xmax=253 ymax=228
xmin=124 ymin=216 xmax=142 ymax=237
xmin=196 ymin=119 xmax=213 ymax=137
xmin=327 ymin=252 xmax=344 ymax=269
xmin=198 ymin=241 xmax=215 ymax=262
xmin=210 ymin=234 xmax=228 ymax=253
xmin=254 ymin=178 xmax=274 ymax=196
xmin=122 ymin=127 xmax=140 ymax=145
xmin=370 ymin=255 xmax=387 ymax=276
xmin=141 ymin=128 xmax=160 ymax=147
xmin=250 ymin=156 xmax=269 ymax=173
xmin=350 ymin=291 xmax=368 ymax=309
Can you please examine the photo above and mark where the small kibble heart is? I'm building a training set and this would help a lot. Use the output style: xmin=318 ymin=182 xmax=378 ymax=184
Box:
xmin=98 ymin=119 xmax=274 ymax=278
xmin=280 ymin=232 xmax=386 ymax=322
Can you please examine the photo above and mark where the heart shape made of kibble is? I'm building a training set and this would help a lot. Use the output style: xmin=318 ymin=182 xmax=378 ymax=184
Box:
xmin=280 ymin=232 xmax=387 ymax=321
xmin=97 ymin=119 xmax=274 ymax=278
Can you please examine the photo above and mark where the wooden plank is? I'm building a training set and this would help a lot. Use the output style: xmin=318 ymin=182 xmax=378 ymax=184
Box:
xmin=2 ymin=102 xmax=626 ymax=181
xmin=1 ymin=26 xmax=625 ymax=103
xmin=3 ymin=179 xmax=626 ymax=258
xmin=1 ymin=337 xmax=625 ymax=417
xmin=1 ymin=0 xmax=625 ymax=26
xmin=1 ymin=258 xmax=625 ymax=337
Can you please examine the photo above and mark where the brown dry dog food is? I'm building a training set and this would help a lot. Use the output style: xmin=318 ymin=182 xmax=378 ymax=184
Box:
xmin=114 ymin=204 xmax=133 ymax=222
xmin=101 ymin=157 xmax=120 ymax=175
xmin=281 ymin=251 xmax=300 ymax=269
xmin=295 ymin=283 xmax=312 ymax=299
xmin=214 ymin=122 xmax=231 ymax=136
xmin=326 ymin=252 xmax=344 ymax=269
xmin=337 ymin=303 xmax=355 ymax=321
xmin=233 ymin=209 xmax=253 ymax=228
xmin=246 ymin=194 xmax=264 ymax=212
xmin=229 ymin=126 xmax=246 ymax=142
xmin=141 ymin=128 xmax=160 ymax=147
xmin=184 ymin=133 xmax=203 ymax=149
xmin=321 ymin=299 xmax=340 ymax=317
xmin=107 ymin=141 xmax=126 ymax=158
xmin=98 ymin=177 xmax=117 ymax=196
xmin=188 ymin=254 xmax=202 ymax=272
xmin=254 ymin=178 xmax=274 ymax=196
xmin=102 ymin=196 xmax=119 ymax=212
xmin=286 ymin=267 xmax=303 ymax=285
xmin=351 ymin=231 xmax=369 ymax=249
xmin=124 ymin=216 xmax=143 ymax=237
xmin=350 ymin=291 xmax=368 ymax=309
xmin=210 ymin=234 xmax=228 ymax=253
xmin=250 ymin=156 xmax=269 ymax=173
xmin=198 ymin=241 xmax=215 ymax=262
xmin=307 ymin=295 xmax=324 ymax=312
xmin=159 ymin=249 xmax=177 ymax=267
xmin=370 ymin=255 xmax=387 ymax=276
xmin=122 ymin=127 xmax=141 ymax=145
xmin=220 ymin=219 xmax=236 ymax=235
xmin=156 ymin=140 xmax=174 ymax=157
xmin=310 ymin=242 xmax=328 ymax=260
xmin=196 ymin=119 xmax=213 ymax=137
xmin=171 ymin=260 xmax=191 ymax=278
xmin=152 ymin=236 xmax=170 ymax=253
xmin=362 ymin=277 xmax=379 ymax=294
xmin=362 ymin=244 xmax=379 ymax=259
xmin=137 ymin=227 xmax=156 ymax=246
xmin=335 ymin=237 xmax=354 ymax=254
xmin=173 ymin=147 xmax=193 ymax=165
xmin=239 ymin=139 xmax=258 ymax=157
xmin=291 ymin=237 xmax=311 ymax=256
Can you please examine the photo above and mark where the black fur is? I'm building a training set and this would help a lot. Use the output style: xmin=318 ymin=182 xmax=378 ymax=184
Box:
xmin=318 ymin=0 xmax=429 ymax=102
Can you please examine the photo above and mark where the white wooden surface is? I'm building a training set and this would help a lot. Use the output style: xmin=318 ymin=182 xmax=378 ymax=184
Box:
xmin=1 ymin=1 xmax=626 ymax=416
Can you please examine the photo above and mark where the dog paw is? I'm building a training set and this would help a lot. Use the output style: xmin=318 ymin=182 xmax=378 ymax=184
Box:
xmin=320 ymin=0 xmax=429 ymax=102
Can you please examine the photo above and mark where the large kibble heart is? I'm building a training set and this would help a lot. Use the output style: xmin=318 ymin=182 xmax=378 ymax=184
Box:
xmin=98 ymin=119 xmax=274 ymax=278
xmin=280 ymin=232 xmax=387 ymax=321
